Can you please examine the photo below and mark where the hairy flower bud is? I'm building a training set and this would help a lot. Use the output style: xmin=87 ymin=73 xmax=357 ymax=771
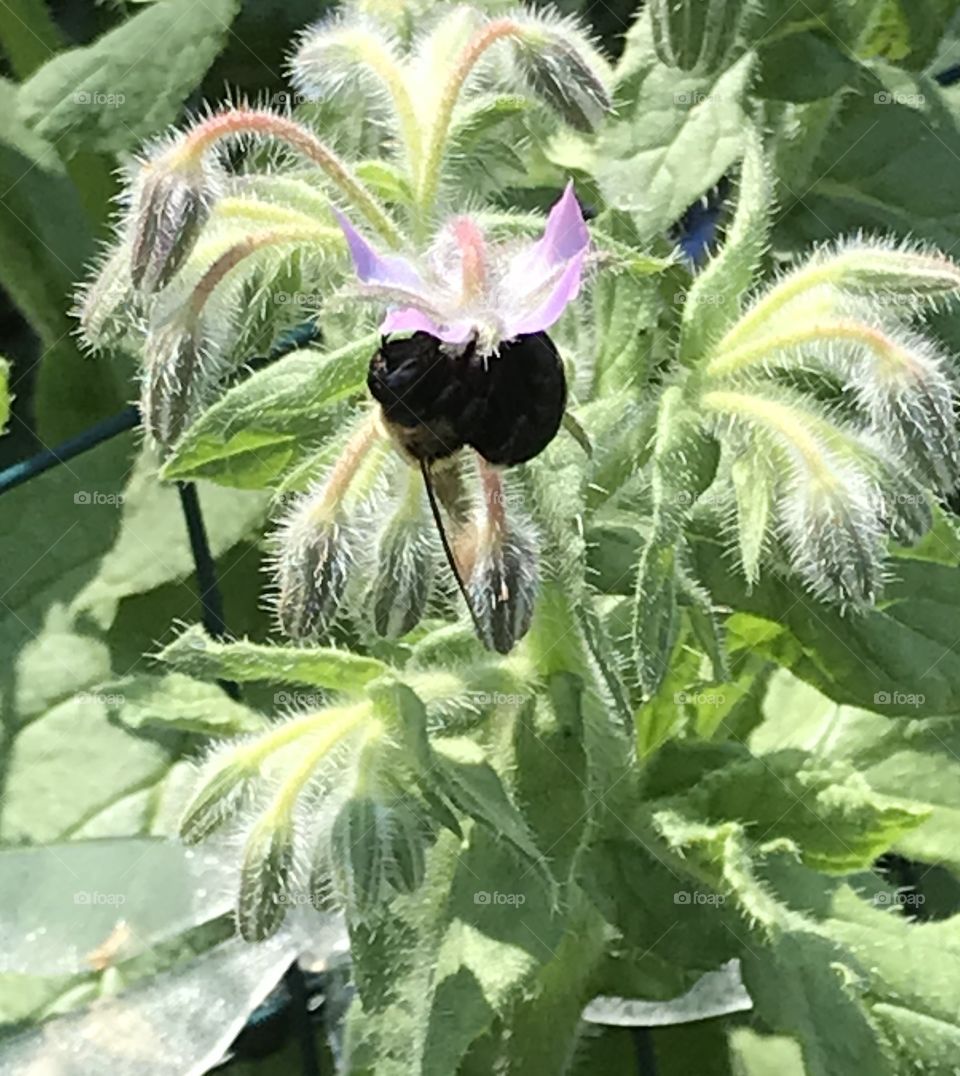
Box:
xmin=779 ymin=462 xmax=886 ymax=606
xmin=369 ymin=514 xmax=436 ymax=639
xmin=324 ymin=796 xmax=426 ymax=917
xmin=238 ymin=811 xmax=296 ymax=942
xmin=513 ymin=32 xmax=612 ymax=132
xmin=272 ymin=419 xmax=380 ymax=639
xmin=141 ymin=322 xmax=209 ymax=448
xmin=456 ymin=470 xmax=539 ymax=654
xmin=130 ymin=158 xmax=211 ymax=293
xmin=650 ymin=0 xmax=745 ymax=73
xmin=179 ymin=756 xmax=254 ymax=844
xmin=275 ymin=517 xmax=351 ymax=640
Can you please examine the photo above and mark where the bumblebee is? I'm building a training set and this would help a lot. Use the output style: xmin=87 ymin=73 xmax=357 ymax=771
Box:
xmin=367 ymin=330 xmax=567 ymax=467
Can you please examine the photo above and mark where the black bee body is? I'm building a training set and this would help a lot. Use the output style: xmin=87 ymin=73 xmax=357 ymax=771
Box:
xmin=367 ymin=331 xmax=566 ymax=467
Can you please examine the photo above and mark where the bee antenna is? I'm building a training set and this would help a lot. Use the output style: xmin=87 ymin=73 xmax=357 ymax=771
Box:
xmin=419 ymin=459 xmax=485 ymax=641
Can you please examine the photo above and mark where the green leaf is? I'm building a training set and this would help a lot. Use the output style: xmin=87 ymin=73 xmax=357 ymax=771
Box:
xmin=632 ymin=388 xmax=719 ymax=696
xmin=0 ymin=688 xmax=185 ymax=844
xmin=0 ymin=0 xmax=65 ymax=80
xmin=0 ymin=78 xmax=117 ymax=437
xmin=430 ymin=738 xmax=552 ymax=887
xmin=692 ymin=531 xmax=960 ymax=718
xmin=680 ymin=127 xmax=771 ymax=365
xmin=753 ymin=671 xmax=960 ymax=874
xmin=160 ymin=337 xmax=376 ymax=487
xmin=158 ymin=624 xmax=389 ymax=693
xmin=101 ymin=672 xmax=266 ymax=736
xmin=756 ymin=32 xmax=864 ymax=102
xmin=345 ymin=828 xmax=563 ymax=1076
xmin=634 ymin=535 xmax=681 ymax=698
xmin=18 ymin=0 xmax=241 ymax=158
xmin=591 ymin=241 xmax=664 ymax=394
xmin=649 ymin=741 xmax=928 ymax=872
xmin=774 ymin=66 xmax=960 ymax=252
xmin=0 ymin=431 xmax=267 ymax=845
xmin=598 ymin=23 xmax=754 ymax=238
xmin=73 ymin=445 xmax=269 ymax=629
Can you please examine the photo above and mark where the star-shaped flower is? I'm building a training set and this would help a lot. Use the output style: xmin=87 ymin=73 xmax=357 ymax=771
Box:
xmin=335 ymin=182 xmax=589 ymax=354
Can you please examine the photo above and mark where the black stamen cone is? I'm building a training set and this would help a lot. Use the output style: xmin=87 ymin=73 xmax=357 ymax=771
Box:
xmin=368 ymin=331 xmax=566 ymax=467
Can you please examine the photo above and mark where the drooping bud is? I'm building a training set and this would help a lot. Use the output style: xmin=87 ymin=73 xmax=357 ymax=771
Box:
xmin=456 ymin=465 xmax=539 ymax=654
xmin=876 ymin=476 xmax=933 ymax=547
xmin=323 ymin=796 xmax=427 ymax=917
xmin=275 ymin=515 xmax=351 ymax=640
xmin=179 ymin=754 xmax=255 ymax=844
xmin=704 ymin=389 xmax=889 ymax=605
xmin=649 ymin=0 xmax=745 ymax=73
xmin=778 ymin=461 xmax=886 ymax=606
xmin=272 ymin=417 xmax=381 ymax=639
xmin=74 ymin=245 xmax=141 ymax=354
xmin=368 ymin=473 xmax=437 ymax=638
xmin=141 ymin=320 xmax=210 ymax=448
xmin=237 ymin=810 xmax=297 ymax=942
xmin=513 ymin=28 xmax=612 ymax=132
xmin=130 ymin=155 xmax=212 ymax=293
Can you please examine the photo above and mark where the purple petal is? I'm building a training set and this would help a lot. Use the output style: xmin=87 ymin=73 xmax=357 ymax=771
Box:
xmin=382 ymin=307 xmax=475 ymax=345
xmin=505 ymin=181 xmax=589 ymax=287
xmin=536 ymin=180 xmax=590 ymax=264
xmin=503 ymin=249 xmax=586 ymax=337
xmin=334 ymin=209 xmax=425 ymax=291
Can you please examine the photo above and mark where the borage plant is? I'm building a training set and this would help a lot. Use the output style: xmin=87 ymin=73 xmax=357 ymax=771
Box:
xmin=60 ymin=1 xmax=960 ymax=1074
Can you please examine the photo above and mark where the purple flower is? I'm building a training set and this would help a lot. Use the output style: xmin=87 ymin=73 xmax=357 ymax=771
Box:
xmin=335 ymin=182 xmax=589 ymax=354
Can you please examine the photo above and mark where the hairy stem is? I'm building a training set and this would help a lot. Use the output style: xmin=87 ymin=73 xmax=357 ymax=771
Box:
xmin=418 ymin=18 xmax=523 ymax=213
xmin=707 ymin=319 xmax=912 ymax=379
xmin=187 ymin=225 xmax=340 ymax=319
xmin=308 ymin=413 xmax=382 ymax=525
xmin=174 ymin=107 xmax=401 ymax=246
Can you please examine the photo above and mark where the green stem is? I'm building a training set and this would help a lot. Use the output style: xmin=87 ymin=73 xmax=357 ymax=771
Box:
xmin=186 ymin=225 xmax=341 ymax=320
xmin=707 ymin=319 xmax=903 ymax=379
xmin=177 ymin=108 xmax=402 ymax=247
xmin=240 ymin=702 xmax=372 ymax=773
xmin=418 ymin=18 xmax=523 ymax=215
xmin=264 ymin=707 xmax=378 ymax=824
